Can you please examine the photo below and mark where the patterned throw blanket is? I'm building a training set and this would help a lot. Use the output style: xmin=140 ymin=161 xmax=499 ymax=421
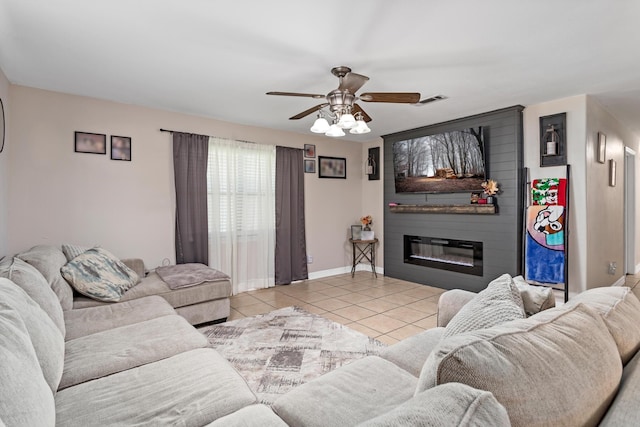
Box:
xmin=156 ymin=263 xmax=230 ymax=289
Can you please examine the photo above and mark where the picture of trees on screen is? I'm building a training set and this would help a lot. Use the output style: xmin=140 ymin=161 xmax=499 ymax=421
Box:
xmin=392 ymin=127 xmax=486 ymax=193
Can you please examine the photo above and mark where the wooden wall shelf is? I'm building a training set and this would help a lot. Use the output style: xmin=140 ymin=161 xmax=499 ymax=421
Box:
xmin=389 ymin=204 xmax=496 ymax=214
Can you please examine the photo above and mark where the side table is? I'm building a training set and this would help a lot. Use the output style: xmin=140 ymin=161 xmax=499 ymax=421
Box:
xmin=349 ymin=238 xmax=378 ymax=277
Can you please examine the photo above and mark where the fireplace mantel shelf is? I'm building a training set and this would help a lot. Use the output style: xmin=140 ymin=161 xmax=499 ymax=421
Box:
xmin=389 ymin=204 xmax=496 ymax=214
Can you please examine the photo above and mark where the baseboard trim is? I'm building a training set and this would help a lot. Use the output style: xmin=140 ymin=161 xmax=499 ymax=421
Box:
xmin=308 ymin=264 xmax=384 ymax=280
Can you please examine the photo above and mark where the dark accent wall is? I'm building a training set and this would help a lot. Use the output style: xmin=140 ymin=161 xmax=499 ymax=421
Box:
xmin=383 ymin=106 xmax=524 ymax=293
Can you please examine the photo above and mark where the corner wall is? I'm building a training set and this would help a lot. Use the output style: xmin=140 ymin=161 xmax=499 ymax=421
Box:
xmin=0 ymin=69 xmax=9 ymax=258
xmin=7 ymin=85 xmax=364 ymax=271
xmin=585 ymin=96 xmax=634 ymax=288
xmin=523 ymin=95 xmax=587 ymax=295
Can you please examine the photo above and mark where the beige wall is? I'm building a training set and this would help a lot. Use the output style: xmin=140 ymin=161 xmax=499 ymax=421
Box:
xmin=523 ymin=95 xmax=588 ymax=295
xmin=7 ymin=85 xmax=367 ymax=273
xmin=0 ymin=69 xmax=9 ymax=258
xmin=524 ymin=94 xmax=639 ymax=294
xmin=360 ymin=139 xmax=385 ymax=272
xmin=585 ymin=96 xmax=636 ymax=287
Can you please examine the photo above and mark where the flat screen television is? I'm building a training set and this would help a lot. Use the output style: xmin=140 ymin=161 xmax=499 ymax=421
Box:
xmin=392 ymin=126 xmax=486 ymax=194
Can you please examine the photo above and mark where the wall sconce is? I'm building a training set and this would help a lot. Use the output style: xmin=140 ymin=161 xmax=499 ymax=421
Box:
xmin=539 ymin=112 xmax=567 ymax=167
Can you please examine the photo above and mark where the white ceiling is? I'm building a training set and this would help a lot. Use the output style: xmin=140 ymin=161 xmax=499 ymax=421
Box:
xmin=2 ymin=0 xmax=640 ymax=142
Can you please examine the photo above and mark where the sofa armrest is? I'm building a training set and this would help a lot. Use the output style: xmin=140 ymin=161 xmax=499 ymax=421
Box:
xmin=121 ymin=258 xmax=145 ymax=278
xmin=437 ymin=289 xmax=476 ymax=327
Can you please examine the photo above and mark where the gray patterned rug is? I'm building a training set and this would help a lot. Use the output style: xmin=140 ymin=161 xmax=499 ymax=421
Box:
xmin=199 ymin=306 xmax=385 ymax=404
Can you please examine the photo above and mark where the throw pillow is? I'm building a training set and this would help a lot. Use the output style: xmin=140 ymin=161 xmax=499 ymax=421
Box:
xmin=61 ymin=243 xmax=91 ymax=262
xmin=60 ymin=247 xmax=139 ymax=302
xmin=512 ymin=275 xmax=555 ymax=316
xmin=442 ymin=273 xmax=525 ymax=339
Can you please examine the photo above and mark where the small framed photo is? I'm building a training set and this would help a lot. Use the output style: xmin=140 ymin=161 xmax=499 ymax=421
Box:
xmin=597 ymin=132 xmax=606 ymax=164
xmin=304 ymin=159 xmax=315 ymax=173
xmin=304 ymin=144 xmax=316 ymax=158
xmin=111 ymin=136 xmax=132 ymax=161
xmin=75 ymin=131 xmax=106 ymax=154
xmin=350 ymin=225 xmax=362 ymax=240
xmin=318 ymin=156 xmax=346 ymax=179
xmin=470 ymin=192 xmax=481 ymax=204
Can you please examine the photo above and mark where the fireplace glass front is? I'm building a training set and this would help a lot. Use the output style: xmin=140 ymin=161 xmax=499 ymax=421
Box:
xmin=404 ymin=235 xmax=483 ymax=276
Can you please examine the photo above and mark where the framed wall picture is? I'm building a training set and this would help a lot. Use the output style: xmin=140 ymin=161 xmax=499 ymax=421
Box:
xmin=304 ymin=159 xmax=315 ymax=173
xmin=597 ymin=132 xmax=607 ymax=164
xmin=318 ymin=156 xmax=346 ymax=179
xmin=350 ymin=225 xmax=362 ymax=240
xmin=111 ymin=135 xmax=132 ymax=161
xmin=304 ymin=144 xmax=316 ymax=158
xmin=75 ymin=131 xmax=106 ymax=154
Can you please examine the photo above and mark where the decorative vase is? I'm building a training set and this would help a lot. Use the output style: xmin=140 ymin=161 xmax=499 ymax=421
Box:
xmin=363 ymin=225 xmax=371 ymax=231
xmin=486 ymin=196 xmax=494 ymax=204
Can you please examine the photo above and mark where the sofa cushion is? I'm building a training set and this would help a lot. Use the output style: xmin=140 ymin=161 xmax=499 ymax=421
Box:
xmin=0 ymin=278 xmax=64 ymax=393
xmin=55 ymin=348 xmax=257 ymax=427
xmin=442 ymin=273 xmax=525 ymax=338
xmin=60 ymin=314 xmax=207 ymax=389
xmin=17 ymin=245 xmax=74 ymax=310
xmin=358 ymin=382 xmax=510 ymax=427
xmin=599 ymin=348 xmax=640 ymax=426
xmin=61 ymin=243 xmax=90 ymax=262
xmin=417 ymin=303 xmax=622 ymax=426
xmin=63 ymin=295 xmax=176 ymax=341
xmin=0 ymin=295 xmax=56 ymax=426
xmin=0 ymin=257 xmax=65 ymax=335
xmin=568 ymin=286 xmax=640 ymax=364
xmin=512 ymin=275 xmax=556 ymax=315
xmin=379 ymin=327 xmax=445 ymax=376
xmin=272 ymin=356 xmax=417 ymax=427
xmin=61 ymin=247 xmax=139 ymax=302
xmin=206 ymin=404 xmax=288 ymax=427
xmin=73 ymin=271 xmax=232 ymax=309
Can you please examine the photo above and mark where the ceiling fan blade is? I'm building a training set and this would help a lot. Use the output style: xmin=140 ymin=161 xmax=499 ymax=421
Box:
xmin=338 ymin=72 xmax=369 ymax=93
xmin=289 ymin=103 xmax=329 ymax=120
xmin=352 ymin=104 xmax=372 ymax=122
xmin=359 ymin=92 xmax=421 ymax=103
xmin=267 ymin=91 xmax=325 ymax=99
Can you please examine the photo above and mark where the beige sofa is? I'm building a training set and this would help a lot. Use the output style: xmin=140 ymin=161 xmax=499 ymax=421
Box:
xmin=3 ymin=249 xmax=639 ymax=426
xmin=0 ymin=253 xmax=258 ymax=426
xmin=14 ymin=245 xmax=232 ymax=325
xmin=267 ymin=277 xmax=640 ymax=426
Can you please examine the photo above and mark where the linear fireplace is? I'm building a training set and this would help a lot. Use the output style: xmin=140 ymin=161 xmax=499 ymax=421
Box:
xmin=404 ymin=235 xmax=483 ymax=276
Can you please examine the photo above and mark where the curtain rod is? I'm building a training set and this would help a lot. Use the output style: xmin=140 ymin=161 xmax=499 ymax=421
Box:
xmin=160 ymin=128 xmax=263 ymax=146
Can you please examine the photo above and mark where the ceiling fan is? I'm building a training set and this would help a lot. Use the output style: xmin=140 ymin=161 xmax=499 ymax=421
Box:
xmin=266 ymin=66 xmax=421 ymax=136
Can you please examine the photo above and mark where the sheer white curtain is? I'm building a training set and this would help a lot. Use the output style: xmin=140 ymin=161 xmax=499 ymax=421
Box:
xmin=207 ymin=137 xmax=276 ymax=294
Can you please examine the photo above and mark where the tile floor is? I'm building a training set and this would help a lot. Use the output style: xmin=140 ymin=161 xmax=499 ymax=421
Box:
xmin=230 ymin=271 xmax=640 ymax=346
xmin=229 ymin=271 xmax=444 ymax=345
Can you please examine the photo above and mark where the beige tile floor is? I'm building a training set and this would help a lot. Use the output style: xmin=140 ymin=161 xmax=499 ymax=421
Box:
xmin=228 ymin=271 xmax=444 ymax=345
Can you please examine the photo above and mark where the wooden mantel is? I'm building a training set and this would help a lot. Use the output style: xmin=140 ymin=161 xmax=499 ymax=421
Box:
xmin=389 ymin=204 xmax=496 ymax=214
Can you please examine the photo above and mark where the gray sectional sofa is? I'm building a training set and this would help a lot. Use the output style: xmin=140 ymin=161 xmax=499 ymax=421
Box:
xmin=2 ymin=243 xmax=640 ymax=426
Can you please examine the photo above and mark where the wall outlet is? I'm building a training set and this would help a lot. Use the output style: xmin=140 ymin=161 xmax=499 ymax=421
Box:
xmin=608 ymin=262 xmax=617 ymax=275
xmin=307 ymin=255 xmax=313 ymax=264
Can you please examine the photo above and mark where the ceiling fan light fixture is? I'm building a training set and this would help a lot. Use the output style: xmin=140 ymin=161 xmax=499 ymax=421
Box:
xmin=310 ymin=116 xmax=330 ymax=133
xmin=337 ymin=113 xmax=356 ymax=129
xmin=350 ymin=119 xmax=371 ymax=134
xmin=325 ymin=124 xmax=346 ymax=137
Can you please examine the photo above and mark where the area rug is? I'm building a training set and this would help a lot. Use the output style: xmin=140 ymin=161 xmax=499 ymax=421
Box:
xmin=199 ymin=306 xmax=385 ymax=404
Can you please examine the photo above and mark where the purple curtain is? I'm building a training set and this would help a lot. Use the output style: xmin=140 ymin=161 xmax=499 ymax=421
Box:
xmin=173 ymin=132 xmax=209 ymax=264
xmin=275 ymin=146 xmax=308 ymax=284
